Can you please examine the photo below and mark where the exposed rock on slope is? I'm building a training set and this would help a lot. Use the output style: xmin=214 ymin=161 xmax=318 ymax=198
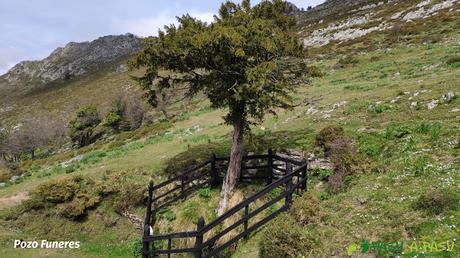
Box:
xmin=299 ymin=0 xmax=460 ymax=48
xmin=0 ymin=34 xmax=142 ymax=96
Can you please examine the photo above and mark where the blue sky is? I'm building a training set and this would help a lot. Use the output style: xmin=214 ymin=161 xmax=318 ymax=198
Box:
xmin=0 ymin=0 xmax=325 ymax=75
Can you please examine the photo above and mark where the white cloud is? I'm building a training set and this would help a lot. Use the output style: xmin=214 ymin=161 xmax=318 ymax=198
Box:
xmin=288 ymin=0 xmax=325 ymax=8
xmin=0 ymin=46 xmax=27 ymax=75
xmin=111 ymin=10 xmax=214 ymax=37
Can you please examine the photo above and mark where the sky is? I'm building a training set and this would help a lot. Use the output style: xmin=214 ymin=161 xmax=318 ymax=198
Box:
xmin=0 ymin=0 xmax=325 ymax=75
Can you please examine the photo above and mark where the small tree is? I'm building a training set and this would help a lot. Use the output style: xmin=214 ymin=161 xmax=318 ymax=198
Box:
xmin=130 ymin=0 xmax=307 ymax=214
xmin=0 ymin=117 xmax=67 ymax=160
xmin=104 ymin=95 xmax=145 ymax=131
xmin=69 ymin=106 xmax=101 ymax=147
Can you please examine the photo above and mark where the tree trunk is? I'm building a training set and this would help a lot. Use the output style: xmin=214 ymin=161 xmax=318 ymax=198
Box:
xmin=217 ymin=118 xmax=244 ymax=215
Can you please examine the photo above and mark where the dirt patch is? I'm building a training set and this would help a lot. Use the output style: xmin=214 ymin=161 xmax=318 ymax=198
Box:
xmin=0 ymin=191 xmax=29 ymax=210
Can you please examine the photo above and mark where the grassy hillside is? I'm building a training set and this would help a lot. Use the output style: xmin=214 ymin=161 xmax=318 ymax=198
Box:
xmin=1 ymin=38 xmax=458 ymax=257
xmin=0 ymin=1 xmax=459 ymax=257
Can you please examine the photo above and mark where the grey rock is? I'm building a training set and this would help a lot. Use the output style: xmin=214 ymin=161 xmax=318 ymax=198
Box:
xmin=0 ymin=34 xmax=142 ymax=97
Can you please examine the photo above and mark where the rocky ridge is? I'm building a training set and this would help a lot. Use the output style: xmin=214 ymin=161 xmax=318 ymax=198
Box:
xmin=0 ymin=34 xmax=142 ymax=96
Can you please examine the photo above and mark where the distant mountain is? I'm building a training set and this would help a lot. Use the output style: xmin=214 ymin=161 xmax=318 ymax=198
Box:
xmin=0 ymin=34 xmax=142 ymax=97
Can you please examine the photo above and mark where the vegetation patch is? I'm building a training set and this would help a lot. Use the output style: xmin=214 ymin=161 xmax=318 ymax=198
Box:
xmin=259 ymin=215 xmax=316 ymax=258
xmin=3 ymin=171 xmax=146 ymax=221
xmin=414 ymin=188 xmax=460 ymax=215
xmin=316 ymin=125 xmax=361 ymax=192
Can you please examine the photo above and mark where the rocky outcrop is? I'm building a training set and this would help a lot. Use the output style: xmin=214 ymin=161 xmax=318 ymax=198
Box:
xmin=0 ymin=34 xmax=142 ymax=96
xmin=298 ymin=0 xmax=381 ymax=25
xmin=298 ymin=0 xmax=460 ymax=48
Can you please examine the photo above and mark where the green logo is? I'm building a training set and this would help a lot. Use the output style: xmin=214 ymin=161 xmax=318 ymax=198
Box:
xmin=347 ymin=243 xmax=358 ymax=256
xmin=346 ymin=239 xmax=455 ymax=257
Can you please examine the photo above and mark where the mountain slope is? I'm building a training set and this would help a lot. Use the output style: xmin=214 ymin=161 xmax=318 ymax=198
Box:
xmin=0 ymin=34 xmax=142 ymax=99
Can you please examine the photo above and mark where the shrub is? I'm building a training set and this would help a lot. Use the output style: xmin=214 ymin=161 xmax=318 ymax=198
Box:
xmin=259 ymin=215 xmax=314 ymax=258
xmin=0 ymin=165 xmax=11 ymax=183
xmin=446 ymin=56 xmax=460 ymax=67
xmin=328 ymin=137 xmax=359 ymax=192
xmin=315 ymin=125 xmax=345 ymax=157
xmin=316 ymin=125 xmax=360 ymax=192
xmin=288 ymin=192 xmax=321 ymax=226
xmin=105 ymin=95 xmax=145 ymax=132
xmin=311 ymin=168 xmax=333 ymax=181
xmin=367 ymin=103 xmax=390 ymax=114
xmin=131 ymin=239 xmax=143 ymax=258
xmin=32 ymin=178 xmax=81 ymax=203
xmin=359 ymin=134 xmax=383 ymax=158
xmin=306 ymin=65 xmax=323 ymax=77
xmin=334 ymin=56 xmax=359 ymax=68
xmin=164 ymin=210 xmax=177 ymax=222
xmin=384 ymin=125 xmax=411 ymax=139
xmin=109 ymin=183 xmax=144 ymax=213
xmin=415 ymin=188 xmax=460 ymax=215
xmin=198 ymin=188 xmax=211 ymax=199
xmin=104 ymin=111 xmax=122 ymax=129
xmin=57 ymin=193 xmax=101 ymax=219
xmin=69 ymin=106 xmax=102 ymax=147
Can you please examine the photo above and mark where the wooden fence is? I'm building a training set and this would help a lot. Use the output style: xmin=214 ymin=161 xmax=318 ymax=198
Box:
xmin=142 ymin=150 xmax=308 ymax=257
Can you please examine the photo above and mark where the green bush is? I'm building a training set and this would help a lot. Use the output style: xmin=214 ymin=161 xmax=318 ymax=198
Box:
xmin=316 ymin=125 xmax=360 ymax=192
xmin=198 ymin=188 xmax=211 ymax=199
xmin=259 ymin=215 xmax=315 ymax=258
xmin=105 ymin=111 xmax=122 ymax=129
xmin=335 ymin=56 xmax=359 ymax=68
xmin=359 ymin=134 xmax=383 ymax=158
xmin=288 ymin=192 xmax=321 ymax=226
xmin=18 ymin=172 xmax=145 ymax=220
xmin=384 ymin=125 xmax=411 ymax=139
xmin=57 ymin=193 xmax=101 ymax=219
xmin=164 ymin=210 xmax=177 ymax=222
xmin=131 ymin=239 xmax=143 ymax=258
xmin=446 ymin=56 xmax=460 ymax=68
xmin=306 ymin=65 xmax=323 ymax=77
xmin=415 ymin=188 xmax=460 ymax=214
xmin=0 ymin=166 xmax=11 ymax=183
xmin=311 ymin=168 xmax=333 ymax=181
xmin=315 ymin=125 xmax=345 ymax=156
xmin=69 ymin=106 xmax=102 ymax=147
xmin=32 ymin=177 xmax=81 ymax=203
xmin=368 ymin=103 xmax=391 ymax=114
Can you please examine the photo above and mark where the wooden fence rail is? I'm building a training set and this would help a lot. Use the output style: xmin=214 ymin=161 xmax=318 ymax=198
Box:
xmin=142 ymin=150 xmax=308 ymax=258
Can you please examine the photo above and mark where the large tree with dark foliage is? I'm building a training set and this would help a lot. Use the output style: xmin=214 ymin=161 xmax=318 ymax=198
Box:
xmin=130 ymin=0 xmax=307 ymax=214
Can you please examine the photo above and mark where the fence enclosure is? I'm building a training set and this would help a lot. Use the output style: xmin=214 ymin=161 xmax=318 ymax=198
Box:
xmin=143 ymin=149 xmax=308 ymax=258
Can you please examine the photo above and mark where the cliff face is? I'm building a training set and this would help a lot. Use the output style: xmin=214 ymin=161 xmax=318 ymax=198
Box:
xmin=0 ymin=34 xmax=142 ymax=96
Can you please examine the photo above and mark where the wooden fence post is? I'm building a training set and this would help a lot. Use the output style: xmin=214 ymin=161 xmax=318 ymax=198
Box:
xmin=194 ymin=217 xmax=205 ymax=258
xmin=181 ymin=174 xmax=185 ymax=200
xmin=210 ymin=153 xmax=217 ymax=187
xmin=285 ymin=162 xmax=293 ymax=208
xmin=244 ymin=204 xmax=249 ymax=239
xmin=266 ymin=149 xmax=273 ymax=185
xmin=301 ymin=159 xmax=308 ymax=191
xmin=143 ymin=181 xmax=154 ymax=258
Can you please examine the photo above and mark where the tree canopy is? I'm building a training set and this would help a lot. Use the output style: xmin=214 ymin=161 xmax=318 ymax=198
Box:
xmin=129 ymin=0 xmax=307 ymax=128
xmin=129 ymin=0 xmax=308 ymax=213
